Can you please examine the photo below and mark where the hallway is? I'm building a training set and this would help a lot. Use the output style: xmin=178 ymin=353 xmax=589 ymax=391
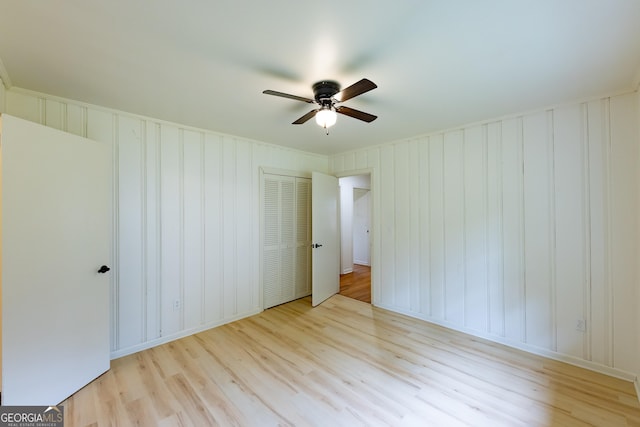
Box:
xmin=339 ymin=264 xmax=371 ymax=303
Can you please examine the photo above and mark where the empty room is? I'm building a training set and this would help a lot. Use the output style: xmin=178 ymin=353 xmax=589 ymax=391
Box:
xmin=1 ymin=1 xmax=640 ymax=426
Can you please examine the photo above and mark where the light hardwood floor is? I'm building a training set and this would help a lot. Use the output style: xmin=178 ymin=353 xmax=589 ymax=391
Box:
xmin=64 ymin=295 xmax=640 ymax=426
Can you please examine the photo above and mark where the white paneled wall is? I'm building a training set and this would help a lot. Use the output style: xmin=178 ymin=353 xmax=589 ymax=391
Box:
xmin=331 ymin=92 xmax=639 ymax=379
xmin=5 ymin=87 xmax=328 ymax=357
xmin=4 ymin=82 xmax=638 ymax=382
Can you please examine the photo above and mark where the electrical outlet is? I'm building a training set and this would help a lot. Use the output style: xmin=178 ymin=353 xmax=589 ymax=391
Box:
xmin=576 ymin=319 xmax=586 ymax=332
xmin=173 ymin=300 xmax=181 ymax=311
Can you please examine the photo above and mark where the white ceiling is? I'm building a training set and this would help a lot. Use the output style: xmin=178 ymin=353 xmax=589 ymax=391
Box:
xmin=1 ymin=1 xmax=640 ymax=155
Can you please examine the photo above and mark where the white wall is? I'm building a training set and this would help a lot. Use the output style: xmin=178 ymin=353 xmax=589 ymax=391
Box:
xmin=5 ymin=87 xmax=328 ymax=358
xmin=352 ymin=188 xmax=371 ymax=266
xmin=331 ymin=92 xmax=639 ymax=381
xmin=339 ymin=175 xmax=371 ymax=274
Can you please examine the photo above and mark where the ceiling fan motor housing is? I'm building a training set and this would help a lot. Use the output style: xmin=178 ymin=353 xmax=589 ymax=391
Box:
xmin=312 ymin=80 xmax=341 ymax=104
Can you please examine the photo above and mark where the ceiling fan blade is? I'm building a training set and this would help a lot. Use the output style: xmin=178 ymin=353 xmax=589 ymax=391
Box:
xmin=335 ymin=78 xmax=377 ymax=102
xmin=292 ymin=109 xmax=319 ymax=124
xmin=335 ymin=106 xmax=377 ymax=123
xmin=262 ymin=90 xmax=315 ymax=103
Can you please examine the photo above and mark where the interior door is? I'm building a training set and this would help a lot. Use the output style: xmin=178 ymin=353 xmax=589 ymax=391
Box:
xmin=1 ymin=114 xmax=111 ymax=405
xmin=311 ymin=171 xmax=340 ymax=306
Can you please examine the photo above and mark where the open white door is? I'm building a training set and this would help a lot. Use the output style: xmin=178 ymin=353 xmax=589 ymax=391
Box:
xmin=311 ymin=171 xmax=340 ymax=306
xmin=1 ymin=115 xmax=111 ymax=405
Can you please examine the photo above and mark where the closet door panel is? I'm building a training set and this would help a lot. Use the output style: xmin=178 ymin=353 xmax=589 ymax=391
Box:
xmin=295 ymin=178 xmax=312 ymax=298
xmin=263 ymin=176 xmax=284 ymax=308
xmin=263 ymin=174 xmax=311 ymax=308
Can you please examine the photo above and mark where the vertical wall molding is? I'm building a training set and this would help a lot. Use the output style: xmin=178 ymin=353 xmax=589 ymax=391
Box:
xmin=140 ymin=119 xmax=148 ymax=343
xmin=482 ymin=124 xmax=490 ymax=333
xmin=547 ymin=109 xmax=557 ymax=353
xmin=179 ymin=130 xmax=185 ymax=331
xmin=419 ymin=138 xmax=431 ymax=317
xmin=217 ymin=137 xmax=225 ymax=322
xmin=496 ymin=122 xmax=505 ymax=337
xmin=199 ymin=133 xmax=206 ymax=325
xmin=581 ymin=102 xmax=592 ymax=361
xmin=111 ymin=114 xmax=120 ymax=351
xmin=232 ymin=139 xmax=239 ymax=316
xmin=152 ymin=122 xmax=162 ymax=341
xmin=515 ymin=117 xmax=526 ymax=343
xmin=158 ymin=124 xmax=165 ymax=337
xmin=435 ymin=136 xmax=445 ymax=318
xmin=604 ymin=97 xmax=614 ymax=367
xmin=461 ymin=131 xmax=468 ymax=327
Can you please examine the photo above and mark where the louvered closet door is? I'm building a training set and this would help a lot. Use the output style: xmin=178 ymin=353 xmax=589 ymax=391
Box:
xmin=294 ymin=178 xmax=312 ymax=298
xmin=263 ymin=174 xmax=311 ymax=309
xmin=262 ymin=176 xmax=280 ymax=308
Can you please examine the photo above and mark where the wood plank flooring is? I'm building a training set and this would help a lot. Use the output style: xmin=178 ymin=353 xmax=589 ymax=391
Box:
xmin=339 ymin=264 xmax=371 ymax=303
xmin=63 ymin=295 xmax=640 ymax=426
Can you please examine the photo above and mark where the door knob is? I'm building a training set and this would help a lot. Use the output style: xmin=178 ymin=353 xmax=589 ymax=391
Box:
xmin=312 ymin=243 xmax=323 ymax=248
xmin=97 ymin=265 xmax=111 ymax=274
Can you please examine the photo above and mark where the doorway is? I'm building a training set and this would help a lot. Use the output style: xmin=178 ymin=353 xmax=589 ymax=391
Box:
xmin=260 ymin=169 xmax=372 ymax=308
xmin=338 ymin=174 xmax=372 ymax=303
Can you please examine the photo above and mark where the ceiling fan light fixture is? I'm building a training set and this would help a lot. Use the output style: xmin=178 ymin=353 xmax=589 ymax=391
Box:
xmin=315 ymin=107 xmax=337 ymax=129
xmin=263 ymin=78 xmax=377 ymax=129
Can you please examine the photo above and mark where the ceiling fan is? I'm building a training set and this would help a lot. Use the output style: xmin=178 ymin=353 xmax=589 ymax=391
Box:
xmin=263 ymin=78 xmax=378 ymax=132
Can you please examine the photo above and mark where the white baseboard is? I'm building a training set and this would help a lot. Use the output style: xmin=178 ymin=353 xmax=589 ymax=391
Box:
xmin=375 ymin=302 xmax=638 ymax=384
xmin=110 ymin=308 xmax=263 ymax=360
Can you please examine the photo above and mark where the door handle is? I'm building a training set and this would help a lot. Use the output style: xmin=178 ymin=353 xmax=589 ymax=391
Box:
xmin=97 ymin=265 xmax=111 ymax=274
xmin=312 ymin=243 xmax=323 ymax=248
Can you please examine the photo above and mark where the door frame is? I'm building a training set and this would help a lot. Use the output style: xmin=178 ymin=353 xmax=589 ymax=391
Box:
xmin=259 ymin=167 xmax=377 ymax=308
xmin=334 ymin=168 xmax=376 ymax=306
